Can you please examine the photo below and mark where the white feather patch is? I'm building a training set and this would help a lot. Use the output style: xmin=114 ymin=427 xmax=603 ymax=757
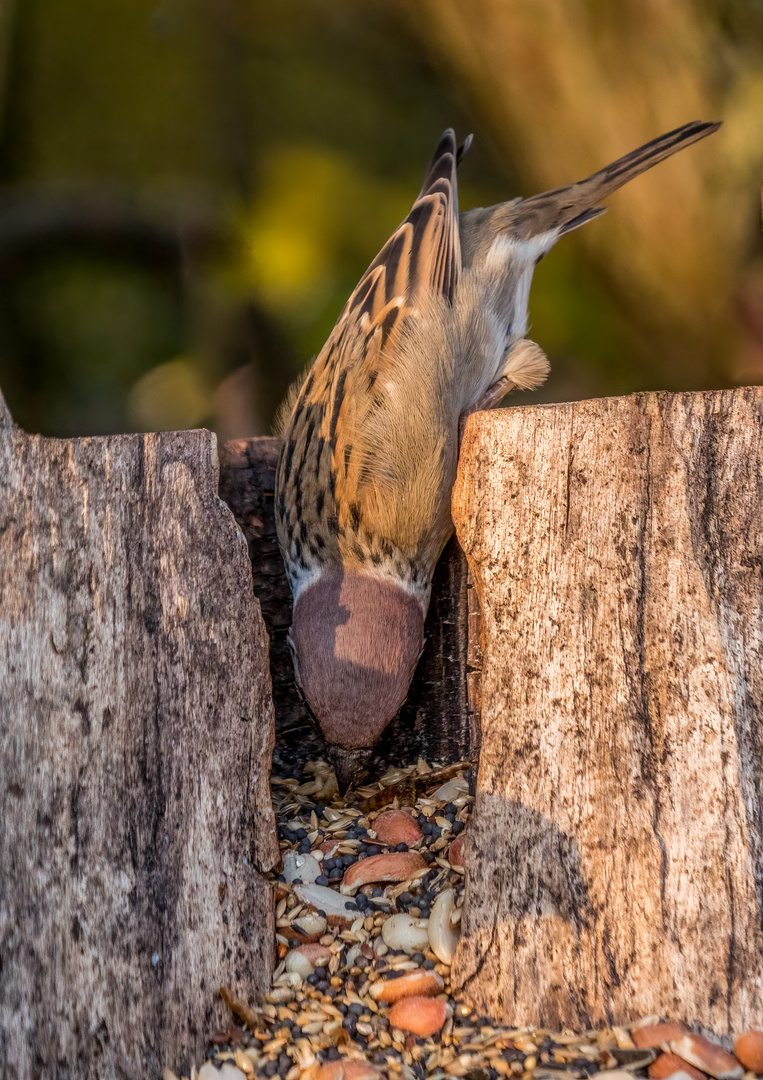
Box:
xmin=289 ymin=562 xmax=324 ymax=605
xmin=485 ymin=234 xmax=515 ymax=267
xmin=486 ymin=230 xmax=558 ymax=267
xmin=289 ymin=558 xmax=429 ymax=614
xmin=512 ymin=272 xmax=532 ymax=338
xmin=361 ymin=564 xmax=430 ymax=615
xmin=500 ymin=339 xmax=550 ymax=390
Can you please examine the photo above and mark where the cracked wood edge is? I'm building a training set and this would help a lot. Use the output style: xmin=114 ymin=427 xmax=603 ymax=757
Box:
xmin=450 ymin=388 xmax=763 ymax=1034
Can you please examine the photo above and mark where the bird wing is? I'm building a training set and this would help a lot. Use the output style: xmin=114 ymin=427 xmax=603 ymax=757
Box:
xmin=276 ymin=130 xmax=463 ymax=588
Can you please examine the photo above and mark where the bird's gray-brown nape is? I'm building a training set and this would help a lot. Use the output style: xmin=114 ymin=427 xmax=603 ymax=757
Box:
xmin=288 ymin=569 xmax=425 ymax=746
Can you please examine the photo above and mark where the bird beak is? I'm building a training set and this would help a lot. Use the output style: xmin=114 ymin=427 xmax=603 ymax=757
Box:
xmin=328 ymin=745 xmax=374 ymax=795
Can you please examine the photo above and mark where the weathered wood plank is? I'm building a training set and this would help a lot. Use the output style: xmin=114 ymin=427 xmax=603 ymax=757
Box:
xmin=0 ymin=392 xmax=278 ymax=1080
xmin=451 ymin=388 xmax=763 ymax=1034
xmin=219 ymin=437 xmax=477 ymax=779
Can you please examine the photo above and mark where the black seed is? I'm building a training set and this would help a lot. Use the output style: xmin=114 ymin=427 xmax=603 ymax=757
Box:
xmin=573 ymin=1059 xmax=600 ymax=1074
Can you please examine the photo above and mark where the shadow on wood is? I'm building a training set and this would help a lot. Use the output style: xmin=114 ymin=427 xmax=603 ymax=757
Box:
xmin=451 ymin=387 xmax=763 ymax=1035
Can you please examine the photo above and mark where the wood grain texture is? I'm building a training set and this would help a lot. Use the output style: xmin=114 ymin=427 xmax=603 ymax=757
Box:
xmin=0 ymin=393 xmax=278 ymax=1080
xmin=451 ymin=388 xmax=763 ymax=1034
xmin=219 ymin=437 xmax=476 ymax=777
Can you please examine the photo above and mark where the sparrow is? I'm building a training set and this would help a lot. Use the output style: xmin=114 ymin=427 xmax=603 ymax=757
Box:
xmin=274 ymin=119 xmax=720 ymax=790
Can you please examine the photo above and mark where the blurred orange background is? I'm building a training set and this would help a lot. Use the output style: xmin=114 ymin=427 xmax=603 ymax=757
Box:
xmin=1 ymin=0 xmax=761 ymax=441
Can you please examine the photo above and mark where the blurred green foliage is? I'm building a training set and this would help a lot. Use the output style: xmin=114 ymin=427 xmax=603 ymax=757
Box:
xmin=0 ymin=0 xmax=761 ymax=439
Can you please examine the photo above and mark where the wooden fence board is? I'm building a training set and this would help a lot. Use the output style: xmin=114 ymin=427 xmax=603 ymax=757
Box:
xmin=451 ymin=388 xmax=763 ymax=1034
xmin=0 ymin=393 xmax=277 ymax=1079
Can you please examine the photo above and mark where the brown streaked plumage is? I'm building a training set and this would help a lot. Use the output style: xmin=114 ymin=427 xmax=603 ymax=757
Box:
xmin=275 ymin=120 xmax=721 ymax=790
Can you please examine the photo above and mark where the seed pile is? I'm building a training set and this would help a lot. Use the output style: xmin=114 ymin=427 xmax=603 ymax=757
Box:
xmin=169 ymin=760 xmax=763 ymax=1080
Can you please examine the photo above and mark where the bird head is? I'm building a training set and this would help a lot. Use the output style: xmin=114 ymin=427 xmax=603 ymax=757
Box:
xmin=288 ymin=569 xmax=425 ymax=791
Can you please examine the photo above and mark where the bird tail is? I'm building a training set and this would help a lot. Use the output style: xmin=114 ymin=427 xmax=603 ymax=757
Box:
xmin=515 ymin=119 xmax=721 ymax=238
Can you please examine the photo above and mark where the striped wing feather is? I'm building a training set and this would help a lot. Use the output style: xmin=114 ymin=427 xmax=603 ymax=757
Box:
xmin=276 ymin=130 xmax=462 ymax=585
